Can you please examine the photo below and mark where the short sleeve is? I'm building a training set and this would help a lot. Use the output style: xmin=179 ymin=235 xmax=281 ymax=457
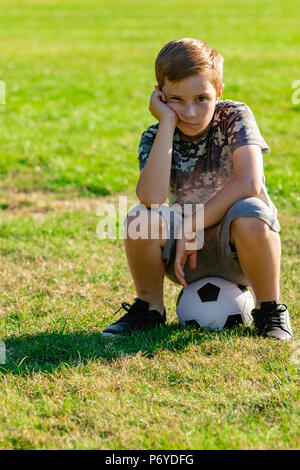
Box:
xmin=138 ymin=124 xmax=159 ymax=170
xmin=226 ymin=103 xmax=270 ymax=155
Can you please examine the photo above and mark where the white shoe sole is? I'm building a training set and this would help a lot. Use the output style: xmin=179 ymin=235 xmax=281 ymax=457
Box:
xmin=101 ymin=332 xmax=118 ymax=337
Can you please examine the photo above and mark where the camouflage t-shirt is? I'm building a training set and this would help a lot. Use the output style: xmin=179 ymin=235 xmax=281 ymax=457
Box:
xmin=138 ymin=99 xmax=278 ymax=220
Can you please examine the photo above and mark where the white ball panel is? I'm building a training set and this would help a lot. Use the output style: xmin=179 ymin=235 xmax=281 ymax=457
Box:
xmin=176 ymin=277 xmax=255 ymax=330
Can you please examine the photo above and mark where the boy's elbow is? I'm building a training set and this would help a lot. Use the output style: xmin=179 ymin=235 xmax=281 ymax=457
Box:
xmin=243 ymin=179 xmax=262 ymax=198
xmin=136 ymin=189 xmax=167 ymax=207
xmin=138 ymin=201 xmax=154 ymax=209
xmin=135 ymin=190 xmax=151 ymax=208
xmin=248 ymin=179 xmax=262 ymax=197
xmin=136 ymin=196 xmax=167 ymax=208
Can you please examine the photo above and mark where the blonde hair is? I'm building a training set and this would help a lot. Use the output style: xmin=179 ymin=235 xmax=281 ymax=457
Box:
xmin=155 ymin=38 xmax=223 ymax=94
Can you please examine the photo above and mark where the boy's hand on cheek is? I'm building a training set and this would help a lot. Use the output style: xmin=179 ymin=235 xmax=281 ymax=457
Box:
xmin=149 ymin=89 xmax=178 ymax=126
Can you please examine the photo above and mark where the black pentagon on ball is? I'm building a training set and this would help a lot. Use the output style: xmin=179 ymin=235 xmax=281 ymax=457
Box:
xmin=176 ymin=288 xmax=184 ymax=307
xmin=238 ymin=284 xmax=247 ymax=293
xmin=197 ymin=282 xmax=221 ymax=302
xmin=185 ymin=320 xmax=201 ymax=329
xmin=224 ymin=314 xmax=243 ymax=329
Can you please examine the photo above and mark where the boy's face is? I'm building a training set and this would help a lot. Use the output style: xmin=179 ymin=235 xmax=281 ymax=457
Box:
xmin=160 ymin=74 xmax=223 ymax=137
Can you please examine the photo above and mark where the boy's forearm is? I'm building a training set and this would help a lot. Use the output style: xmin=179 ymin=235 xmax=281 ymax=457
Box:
xmin=185 ymin=177 xmax=260 ymax=233
xmin=136 ymin=120 xmax=175 ymax=206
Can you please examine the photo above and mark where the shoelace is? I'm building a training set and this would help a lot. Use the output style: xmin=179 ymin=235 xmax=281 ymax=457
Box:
xmin=113 ymin=300 xmax=150 ymax=324
xmin=253 ymin=304 xmax=288 ymax=332
xmin=113 ymin=302 xmax=132 ymax=316
xmin=112 ymin=300 xmax=164 ymax=330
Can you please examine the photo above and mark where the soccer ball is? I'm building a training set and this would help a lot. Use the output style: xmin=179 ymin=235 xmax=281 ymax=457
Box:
xmin=176 ymin=276 xmax=255 ymax=330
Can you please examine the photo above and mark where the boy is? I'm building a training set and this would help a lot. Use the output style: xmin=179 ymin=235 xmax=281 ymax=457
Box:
xmin=102 ymin=38 xmax=293 ymax=340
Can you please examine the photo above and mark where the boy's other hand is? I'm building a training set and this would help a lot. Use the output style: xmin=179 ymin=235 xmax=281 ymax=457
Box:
xmin=174 ymin=236 xmax=197 ymax=289
xmin=149 ymin=89 xmax=178 ymax=127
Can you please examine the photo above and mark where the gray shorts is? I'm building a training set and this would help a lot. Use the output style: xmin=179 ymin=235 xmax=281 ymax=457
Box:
xmin=126 ymin=197 xmax=280 ymax=287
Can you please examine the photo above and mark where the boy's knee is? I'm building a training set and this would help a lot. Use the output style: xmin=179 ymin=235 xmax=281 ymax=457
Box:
xmin=124 ymin=204 xmax=165 ymax=240
xmin=230 ymin=216 xmax=270 ymax=242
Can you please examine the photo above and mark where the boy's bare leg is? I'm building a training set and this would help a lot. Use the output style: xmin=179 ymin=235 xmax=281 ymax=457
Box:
xmin=230 ymin=217 xmax=281 ymax=307
xmin=124 ymin=210 xmax=167 ymax=316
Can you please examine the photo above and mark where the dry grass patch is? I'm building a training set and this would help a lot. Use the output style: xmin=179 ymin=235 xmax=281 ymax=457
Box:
xmin=0 ymin=190 xmax=298 ymax=449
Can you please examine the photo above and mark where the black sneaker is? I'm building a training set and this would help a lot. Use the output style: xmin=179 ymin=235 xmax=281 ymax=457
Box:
xmin=252 ymin=301 xmax=293 ymax=340
xmin=101 ymin=297 xmax=166 ymax=337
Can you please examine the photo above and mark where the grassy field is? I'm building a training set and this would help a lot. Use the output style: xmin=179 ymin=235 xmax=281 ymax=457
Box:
xmin=0 ymin=0 xmax=299 ymax=450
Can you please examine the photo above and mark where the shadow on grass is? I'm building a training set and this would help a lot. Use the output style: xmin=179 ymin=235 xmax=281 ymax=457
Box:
xmin=0 ymin=323 xmax=255 ymax=376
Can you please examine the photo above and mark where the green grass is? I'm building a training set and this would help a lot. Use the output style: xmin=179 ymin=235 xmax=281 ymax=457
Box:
xmin=0 ymin=0 xmax=299 ymax=205
xmin=0 ymin=0 xmax=299 ymax=450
